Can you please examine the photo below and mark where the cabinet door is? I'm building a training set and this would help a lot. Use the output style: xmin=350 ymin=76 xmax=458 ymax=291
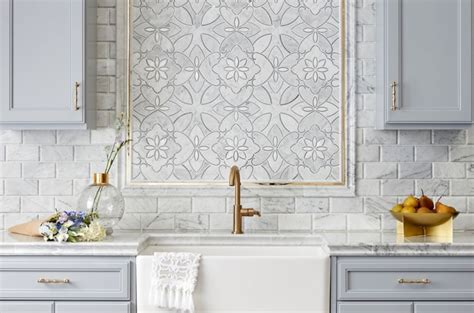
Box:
xmin=415 ymin=302 xmax=474 ymax=313
xmin=378 ymin=0 xmax=472 ymax=127
xmin=55 ymin=302 xmax=130 ymax=313
xmin=338 ymin=302 xmax=413 ymax=313
xmin=0 ymin=301 xmax=54 ymax=313
xmin=0 ymin=0 xmax=84 ymax=124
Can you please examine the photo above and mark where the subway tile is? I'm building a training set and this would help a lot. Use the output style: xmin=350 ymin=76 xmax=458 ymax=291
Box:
xmin=158 ymin=197 xmax=192 ymax=213
xmin=364 ymin=163 xmax=397 ymax=179
xmin=23 ymin=163 xmax=55 ymax=179
xmin=433 ymin=130 xmax=466 ymax=145
xmin=57 ymin=130 xmax=90 ymax=145
xmin=399 ymin=163 xmax=432 ymax=179
xmin=381 ymin=179 xmax=414 ymax=196
xmin=450 ymin=146 xmax=474 ymax=162
xmin=245 ymin=214 xmax=278 ymax=232
xmin=295 ymin=197 xmax=329 ymax=213
xmin=0 ymin=196 xmax=20 ymax=213
xmin=348 ymin=214 xmax=381 ymax=230
xmin=175 ymin=214 xmax=209 ymax=230
xmin=39 ymin=180 xmax=73 ymax=196
xmin=261 ymin=197 xmax=295 ymax=213
xmin=41 ymin=146 xmax=73 ymax=161
xmin=278 ymin=214 xmax=312 ymax=231
xmin=355 ymin=179 xmax=380 ymax=196
xmin=6 ymin=145 xmax=39 ymax=161
xmin=75 ymin=146 xmax=108 ymax=161
xmin=330 ymin=197 xmax=363 ymax=213
xmin=57 ymin=162 xmax=90 ymax=179
xmin=415 ymin=180 xmax=449 ymax=196
xmin=193 ymin=197 xmax=226 ymax=213
xmin=357 ymin=145 xmax=380 ymax=162
xmin=313 ymin=214 xmax=346 ymax=231
xmin=0 ymin=131 xmax=22 ymax=144
xmin=364 ymin=196 xmax=397 ymax=213
xmin=451 ymin=179 xmax=474 ymax=196
xmin=364 ymin=129 xmax=396 ymax=145
xmin=5 ymin=180 xmax=38 ymax=196
xmin=0 ymin=162 xmax=21 ymax=178
xmin=415 ymin=146 xmax=448 ymax=162
xmin=398 ymin=130 xmax=431 ymax=145
xmin=433 ymin=163 xmax=466 ymax=179
xmin=23 ymin=130 xmax=56 ymax=144
xmin=142 ymin=213 xmax=174 ymax=230
xmin=125 ymin=197 xmax=157 ymax=213
xmin=21 ymin=196 xmax=55 ymax=213
xmin=210 ymin=214 xmax=233 ymax=230
xmin=382 ymin=146 xmax=414 ymax=162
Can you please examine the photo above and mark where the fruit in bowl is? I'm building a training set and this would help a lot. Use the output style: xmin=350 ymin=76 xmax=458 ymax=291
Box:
xmin=390 ymin=190 xmax=459 ymax=227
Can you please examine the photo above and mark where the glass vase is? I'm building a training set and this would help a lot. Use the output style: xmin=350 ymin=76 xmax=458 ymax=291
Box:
xmin=77 ymin=173 xmax=125 ymax=234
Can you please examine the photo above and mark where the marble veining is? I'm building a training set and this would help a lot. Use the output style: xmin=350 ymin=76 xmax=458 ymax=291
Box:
xmin=0 ymin=231 xmax=472 ymax=257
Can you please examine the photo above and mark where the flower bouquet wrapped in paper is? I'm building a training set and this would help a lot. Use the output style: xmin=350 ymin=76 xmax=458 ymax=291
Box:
xmin=39 ymin=210 xmax=106 ymax=243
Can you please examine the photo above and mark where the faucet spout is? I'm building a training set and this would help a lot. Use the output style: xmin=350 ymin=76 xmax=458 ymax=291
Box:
xmin=229 ymin=166 xmax=260 ymax=234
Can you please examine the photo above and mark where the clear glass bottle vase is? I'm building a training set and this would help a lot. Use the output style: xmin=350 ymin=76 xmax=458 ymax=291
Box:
xmin=77 ymin=173 xmax=125 ymax=234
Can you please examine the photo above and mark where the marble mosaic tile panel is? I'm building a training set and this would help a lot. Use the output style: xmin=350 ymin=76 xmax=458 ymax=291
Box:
xmin=130 ymin=0 xmax=344 ymax=183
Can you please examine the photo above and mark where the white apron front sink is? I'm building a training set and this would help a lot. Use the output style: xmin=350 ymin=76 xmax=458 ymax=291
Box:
xmin=137 ymin=234 xmax=330 ymax=313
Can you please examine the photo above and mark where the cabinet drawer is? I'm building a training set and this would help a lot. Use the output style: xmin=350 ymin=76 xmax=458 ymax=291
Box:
xmin=0 ymin=256 xmax=130 ymax=300
xmin=55 ymin=302 xmax=130 ymax=313
xmin=0 ymin=301 xmax=54 ymax=313
xmin=414 ymin=302 xmax=474 ymax=313
xmin=338 ymin=302 xmax=412 ymax=313
xmin=337 ymin=257 xmax=474 ymax=301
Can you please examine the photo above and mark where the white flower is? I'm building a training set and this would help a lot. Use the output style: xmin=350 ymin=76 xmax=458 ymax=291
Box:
xmin=77 ymin=220 xmax=107 ymax=242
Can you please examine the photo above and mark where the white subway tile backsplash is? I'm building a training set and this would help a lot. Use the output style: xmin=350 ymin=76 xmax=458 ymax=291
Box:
xmin=450 ymin=146 xmax=474 ymax=162
xmin=74 ymin=146 xmax=107 ymax=161
xmin=381 ymin=179 xmax=414 ymax=196
xmin=364 ymin=162 xmax=397 ymax=179
xmin=261 ymin=198 xmax=295 ymax=213
xmin=125 ymin=197 xmax=157 ymax=213
xmin=398 ymin=130 xmax=431 ymax=145
xmin=57 ymin=162 xmax=90 ymax=179
xmin=415 ymin=179 xmax=449 ymax=196
xmin=175 ymin=214 xmax=209 ymax=231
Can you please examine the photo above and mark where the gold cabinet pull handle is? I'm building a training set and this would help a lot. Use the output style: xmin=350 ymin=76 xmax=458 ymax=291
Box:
xmin=390 ymin=81 xmax=397 ymax=111
xmin=37 ymin=278 xmax=71 ymax=284
xmin=73 ymin=82 xmax=80 ymax=111
xmin=398 ymin=278 xmax=431 ymax=285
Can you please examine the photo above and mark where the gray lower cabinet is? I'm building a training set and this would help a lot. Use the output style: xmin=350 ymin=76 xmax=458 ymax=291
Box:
xmin=0 ymin=0 xmax=96 ymax=129
xmin=0 ymin=256 xmax=135 ymax=313
xmin=376 ymin=0 xmax=472 ymax=129
xmin=338 ymin=302 xmax=413 ymax=313
xmin=414 ymin=302 xmax=474 ymax=313
xmin=55 ymin=302 xmax=131 ymax=313
xmin=0 ymin=301 xmax=54 ymax=313
xmin=331 ymin=256 xmax=474 ymax=313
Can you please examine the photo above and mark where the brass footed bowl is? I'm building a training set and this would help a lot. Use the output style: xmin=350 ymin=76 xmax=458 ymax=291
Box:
xmin=391 ymin=212 xmax=459 ymax=227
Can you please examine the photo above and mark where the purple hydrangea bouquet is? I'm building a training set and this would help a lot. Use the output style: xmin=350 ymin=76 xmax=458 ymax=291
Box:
xmin=39 ymin=210 xmax=106 ymax=243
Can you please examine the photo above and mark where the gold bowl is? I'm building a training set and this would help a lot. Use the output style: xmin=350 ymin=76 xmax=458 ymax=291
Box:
xmin=390 ymin=212 xmax=459 ymax=227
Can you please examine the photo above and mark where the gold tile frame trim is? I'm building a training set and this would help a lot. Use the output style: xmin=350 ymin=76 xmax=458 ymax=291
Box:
xmin=125 ymin=0 xmax=348 ymax=187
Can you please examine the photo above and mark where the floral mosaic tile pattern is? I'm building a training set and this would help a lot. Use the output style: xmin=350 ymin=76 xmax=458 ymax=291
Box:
xmin=130 ymin=0 xmax=343 ymax=183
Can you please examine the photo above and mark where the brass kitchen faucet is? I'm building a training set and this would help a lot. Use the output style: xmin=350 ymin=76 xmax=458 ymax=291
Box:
xmin=229 ymin=165 xmax=261 ymax=234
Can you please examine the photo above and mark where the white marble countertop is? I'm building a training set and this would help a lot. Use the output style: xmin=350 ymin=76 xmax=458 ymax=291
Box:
xmin=0 ymin=230 xmax=472 ymax=256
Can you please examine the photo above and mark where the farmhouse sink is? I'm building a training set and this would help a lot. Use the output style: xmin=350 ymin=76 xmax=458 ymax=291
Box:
xmin=137 ymin=234 xmax=330 ymax=313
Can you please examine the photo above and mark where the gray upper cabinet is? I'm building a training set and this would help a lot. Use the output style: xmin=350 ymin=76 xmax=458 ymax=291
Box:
xmin=0 ymin=0 xmax=96 ymax=129
xmin=377 ymin=0 xmax=473 ymax=129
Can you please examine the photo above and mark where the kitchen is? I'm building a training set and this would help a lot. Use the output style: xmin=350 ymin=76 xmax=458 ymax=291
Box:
xmin=0 ymin=0 xmax=473 ymax=312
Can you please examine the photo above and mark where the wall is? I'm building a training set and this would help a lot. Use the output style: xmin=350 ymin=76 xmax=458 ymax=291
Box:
xmin=0 ymin=0 xmax=473 ymax=232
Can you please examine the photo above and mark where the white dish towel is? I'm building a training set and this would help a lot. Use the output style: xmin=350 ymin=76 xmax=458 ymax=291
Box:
xmin=150 ymin=252 xmax=201 ymax=313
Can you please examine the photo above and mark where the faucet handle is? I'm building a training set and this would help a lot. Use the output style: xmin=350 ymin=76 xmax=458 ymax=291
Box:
xmin=241 ymin=208 xmax=261 ymax=217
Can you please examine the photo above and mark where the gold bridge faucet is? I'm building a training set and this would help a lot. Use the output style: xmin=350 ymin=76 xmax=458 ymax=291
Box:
xmin=229 ymin=165 xmax=261 ymax=234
